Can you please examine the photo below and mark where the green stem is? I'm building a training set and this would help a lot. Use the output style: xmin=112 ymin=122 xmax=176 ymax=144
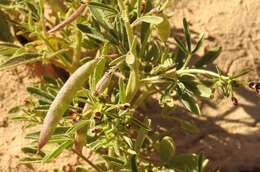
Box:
xmin=118 ymin=0 xmax=134 ymax=48
xmin=181 ymin=53 xmax=192 ymax=69
xmin=176 ymin=69 xmax=228 ymax=79
xmin=72 ymin=29 xmax=82 ymax=72
xmin=141 ymin=68 xmax=228 ymax=84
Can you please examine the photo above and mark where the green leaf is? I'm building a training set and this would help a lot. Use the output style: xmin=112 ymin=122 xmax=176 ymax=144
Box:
xmin=27 ymin=87 xmax=55 ymax=102
xmin=131 ymin=117 xmax=151 ymax=131
xmin=183 ymin=18 xmax=191 ymax=52
xmin=180 ymin=120 xmax=200 ymax=134
xmin=134 ymin=118 xmax=151 ymax=152
xmin=195 ymin=47 xmax=222 ymax=68
xmin=0 ymin=11 xmax=13 ymax=42
xmin=66 ymin=120 xmax=89 ymax=135
xmin=103 ymin=155 xmax=126 ymax=167
xmin=119 ymin=78 xmax=127 ymax=103
xmin=77 ymin=24 xmax=108 ymax=43
xmin=192 ymin=33 xmax=205 ymax=54
xmin=21 ymin=147 xmax=45 ymax=157
xmin=88 ymin=2 xmax=118 ymax=14
xmin=130 ymin=155 xmax=138 ymax=172
xmin=43 ymin=140 xmax=73 ymax=162
xmin=177 ymin=87 xmax=200 ymax=115
xmin=20 ymin=157 xmax=42 ymax=164
xmin=123 ymin=136 xmax=134 ymax=149
xmin=180 ymin=79 xmax=212 ymax=99
xmin=133 ymin=16 xmax=164 ymax=26
xmin=159 ymin=136 xmax=176 ymax=163
xmin=174 ymin=36 xmax=188 ymax=55
xmin=156 ymin=13 xmax=171 ymax=42
xmin=0 ymin=53 xmax=42 ymax=70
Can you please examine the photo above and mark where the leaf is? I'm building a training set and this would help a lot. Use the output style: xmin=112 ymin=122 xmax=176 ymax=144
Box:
xmin=109 ymin=55 xmax=125 ymax=66
xmin=77 ymin=24 xmax=108 ymax=43
xmin=134 ymin=118 xmax=151 ymax=152
xmin=119 ymin=78 xmax=127 ymax=103
xmin=42 ymin=140 xmax=73 ymax=162
xmin=192 ymin=33 xmax=205 ymax=54
xmin=0 ymin=53 xmax=42 ymax=70
xmin=180 ymin=120 xmax=200 ymax=134
xmin=133 ymin=16 xmax=164 ymax=26
xmin=177 ymin=87 xmax=200 ymax=115
xmin=27 ymin=87 xmax=55 ymax=101
xmin=174 ymin=36 xmax=188 ymax=55
xmin=125 ymin=70 xmax=139 ymax=102
xmin=180 ymin=79 xmax=212 ymax=99
xmin=130 ymin=155 xmax=138 ymax=172
xmin=123 ymin=136 xmax=134 ymax=149
xmin=159 ymin=136 xmax=176 ymax=163
xmin=103 ymin=155 xmax=126 ymax=167
xmin=21 ymin=147 xmax=45 ymax=157
xmin=88 ymin=2 xmax=118 ymax=14
xmin=195 ymin=47 xmax=222 ymax=68
xmin=66 ymin=120 xmax=89 ymax=135
xmin=0 ymin=11 xmax=13 ymax=42
xmin=20 ymin=157 xmax=42 ymax=164
xmin=131 ymin=117 xmax=151 ymax=131
xmin=183 ymin=18 xmax=191 ymax=52
xmin=156 ymin=13 xmax=171 ymax=42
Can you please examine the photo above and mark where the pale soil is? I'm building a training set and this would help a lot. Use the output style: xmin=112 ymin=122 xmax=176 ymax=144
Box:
xmin=0 ymin=0 xmax=260 ymax=171
xmin=171 ymin=0 xmax=260 ymax=172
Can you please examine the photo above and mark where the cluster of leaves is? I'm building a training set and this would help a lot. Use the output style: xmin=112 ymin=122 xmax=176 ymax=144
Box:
xmin=0 ymin=0 xmax=255 ymax=171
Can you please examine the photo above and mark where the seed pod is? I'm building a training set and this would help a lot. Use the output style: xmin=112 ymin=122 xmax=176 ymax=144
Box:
xmin=38 ymin=58 xmax=99 ymax=150
xmin=48 ymin=3 xmax=87 ymax=33
xmin=93 ymin=70 xmax=113 ymax=96
xmin=231 ymin=97 xmax=238 ymax=106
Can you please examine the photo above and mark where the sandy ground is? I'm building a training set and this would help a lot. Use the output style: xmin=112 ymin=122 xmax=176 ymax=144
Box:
xmin=0 ymin=0 xmax=260 ymax=171
xmin=171 ymin=0 xmax=260 ymax=171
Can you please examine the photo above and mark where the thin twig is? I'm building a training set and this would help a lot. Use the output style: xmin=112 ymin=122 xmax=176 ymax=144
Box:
xmin=72 ymin=148 xmax=103 ymax=172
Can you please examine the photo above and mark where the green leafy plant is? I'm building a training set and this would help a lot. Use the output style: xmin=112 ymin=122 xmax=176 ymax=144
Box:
xmin=1 ymin=0 xmax=259 ymax=171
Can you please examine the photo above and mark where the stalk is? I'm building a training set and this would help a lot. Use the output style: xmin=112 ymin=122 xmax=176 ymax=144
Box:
xmin=72 ymin=29 xmax=82 ymax=71
xmin=118 ymin=0 xmax=134 ymax=48
xmin=176 ymin=69 xmax=228 ymax=79
xmin=181 ymin=53 xmax=192 ymax=69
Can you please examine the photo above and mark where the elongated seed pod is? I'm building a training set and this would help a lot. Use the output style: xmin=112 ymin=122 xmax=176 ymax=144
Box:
xmin=93 ymin=70 xmax=113 ymax=96
xmin=38 ymin=58 xmax=99 ymax=150
xmin=48 ymin=3 xmax=87 ymax=33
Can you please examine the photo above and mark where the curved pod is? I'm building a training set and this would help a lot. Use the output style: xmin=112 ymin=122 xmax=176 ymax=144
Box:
xmin=38 ymin=58 xmax=99 ymax=150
